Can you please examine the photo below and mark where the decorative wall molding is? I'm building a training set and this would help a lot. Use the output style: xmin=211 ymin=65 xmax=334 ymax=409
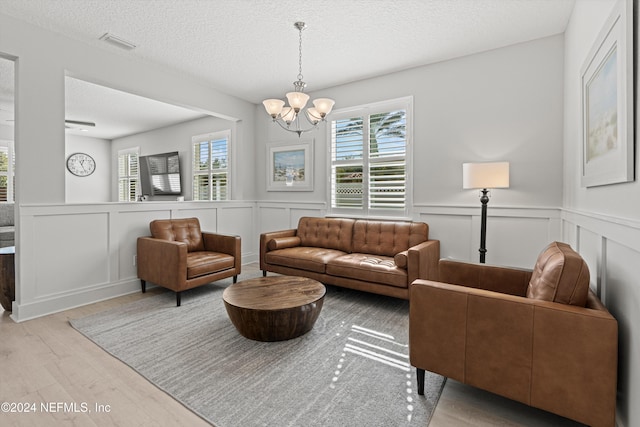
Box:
xmin=13 ymin=201 xmax=257 ymax=322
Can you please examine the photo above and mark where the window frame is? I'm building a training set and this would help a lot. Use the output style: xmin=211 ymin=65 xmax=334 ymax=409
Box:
xmin=191 ymin=130 xmax=231 ymax=201
xmin=327 ymin=96 xmax=413 ymax=219
xmin=117 ymin=147 xmax=140 ymax=202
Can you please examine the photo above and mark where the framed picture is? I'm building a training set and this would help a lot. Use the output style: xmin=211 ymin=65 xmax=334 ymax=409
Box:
xmin=580 ymin=0 xmax=634 ymax=187
xmin=266 ymin=140 xmax=314 ymax=191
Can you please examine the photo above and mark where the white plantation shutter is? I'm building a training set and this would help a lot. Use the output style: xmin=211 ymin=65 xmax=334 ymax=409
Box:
xmin=330 ymin=98 xmax=411 ymax=217
xmin=118 ymin=148 xmax=139 ymax=202
xmin=192 ymin=130 xmax=230 ymax=201
xmin=331 ymin=117 xmax=364 ymax=208
xmin=0 ymin=145 xmax=9 ymax=202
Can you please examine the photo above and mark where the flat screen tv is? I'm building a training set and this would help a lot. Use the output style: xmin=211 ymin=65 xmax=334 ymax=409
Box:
xmin=139 ymin=151 xmax=182 ymax=196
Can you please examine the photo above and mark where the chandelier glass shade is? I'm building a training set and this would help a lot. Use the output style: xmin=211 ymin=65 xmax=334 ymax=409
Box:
xmin=262 ymin=22 xmax=335 ymax=136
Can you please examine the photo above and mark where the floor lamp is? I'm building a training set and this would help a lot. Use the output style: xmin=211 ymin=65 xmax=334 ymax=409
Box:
xmin=463 ymin=162 xmax=510 ymax=263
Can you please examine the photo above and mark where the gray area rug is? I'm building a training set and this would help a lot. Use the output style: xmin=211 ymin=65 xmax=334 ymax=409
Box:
xmin=70 ymin=273 xmax=445 ymax=426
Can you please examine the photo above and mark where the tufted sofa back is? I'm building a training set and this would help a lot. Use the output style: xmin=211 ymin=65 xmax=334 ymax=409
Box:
xmin=150 ymin=217 xmax=205 ymax=252
xmin=526 ymin=241 xmax=590 ymax=306
xmin=353 ymin=220 xmax=428 ymax=257
xmin=297 ymin=217 xmax=355 ymax=253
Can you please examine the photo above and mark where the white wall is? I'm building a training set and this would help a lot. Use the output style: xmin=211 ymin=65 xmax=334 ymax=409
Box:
xmin=0 ymin=123 xmax=12 ymax=140
xmin=65 ymin=134 xmax=111 ymax=203
xmin=255 ymin=35 xmax=565 ymax=268
xmin=111 ymin=115 xmax=238 ymax=202
xmin=0 ymin=12 xmax=257 ymax=321
xmin=563 ymin=1 xmax=639 ymax=425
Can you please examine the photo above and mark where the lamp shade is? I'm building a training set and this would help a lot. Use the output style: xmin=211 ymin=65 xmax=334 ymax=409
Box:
xmin=286 ymin=91 xmax=310 ymax=111
xmin=463 ymin=162 xmax=510 ymax=189
xmin=280 ymin=107 xmax=296 ymax=124
xmin=312 ymin=98 xmax=335 ymax=116
xmin=306 ymin=107 xmax=321 ymax=124
xmin=262 ymin=99 xmax=285 ymax=118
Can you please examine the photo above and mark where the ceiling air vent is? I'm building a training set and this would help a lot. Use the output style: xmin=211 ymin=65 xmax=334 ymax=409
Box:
xmin=99 ymin=33 xmax=137 ymax=50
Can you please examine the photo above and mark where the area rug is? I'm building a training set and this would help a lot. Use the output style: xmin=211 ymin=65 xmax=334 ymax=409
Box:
xmin=70 ymin=273 xmax=445 ymax=426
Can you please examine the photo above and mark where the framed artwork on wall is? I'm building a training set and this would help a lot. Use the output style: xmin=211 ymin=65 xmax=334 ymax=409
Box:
xmin=580 ymin=0 xmax=634 ymax=187
xmin=266 ymin=139 xmax=314 ymax=191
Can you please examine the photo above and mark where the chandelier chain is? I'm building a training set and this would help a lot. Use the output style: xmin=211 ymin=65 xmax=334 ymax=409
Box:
xmin=297 ymin=25 xmax=304 ymax=82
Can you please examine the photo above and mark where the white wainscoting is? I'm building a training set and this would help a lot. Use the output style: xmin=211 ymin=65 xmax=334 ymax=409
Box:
xmin=256 ymin=201 xmax=327 ymax=235
xmin=415 ymin=205 xmax=561 ymax=268
xmin=13 ymin=201 xmax=256 ymax=322
xmin=561 ymin=209 xmax=640 ymax=427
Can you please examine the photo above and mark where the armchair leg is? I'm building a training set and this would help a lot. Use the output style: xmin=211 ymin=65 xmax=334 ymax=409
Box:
xmin=141 ymin=280 xmax=146 ymax=293
xmin=416 ymin=368 xmax=425 ymax=395
xmin=233 ymin=275 xmax=238 ymax=284
xmin=176 ymin=291 xmax=181 ymax=307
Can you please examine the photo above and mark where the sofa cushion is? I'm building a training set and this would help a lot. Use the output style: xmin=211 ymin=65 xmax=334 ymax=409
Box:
xmin=186 ymin=251 xmax=234 ymax=279
xmin=327 ymin=253 xmax=408 ymax=288
xmin=297 ymin=217 xmax=355 ymax=253
xmin=352 ymin=220 xmax=428 ymax=257
xmin=526 ymin=242 xmax=590 ymax=306
xmin=266 ymin=247 xmax=346 ymax=274
xmin=150 ymin=218 xmax=205 ymax=252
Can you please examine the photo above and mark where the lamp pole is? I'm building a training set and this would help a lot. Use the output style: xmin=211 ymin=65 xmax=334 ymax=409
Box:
xmin=479 ymin=189 xmax=489 ymax=263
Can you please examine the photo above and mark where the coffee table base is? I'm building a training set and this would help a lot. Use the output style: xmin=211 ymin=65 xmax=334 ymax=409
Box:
xmin=224 ymin=298 xmax=324 ymax=342
xmin=222 ymin=276 xmax=326 ymax=342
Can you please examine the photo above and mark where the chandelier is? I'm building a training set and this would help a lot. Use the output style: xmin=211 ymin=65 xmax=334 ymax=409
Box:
xmin=262 ymin=22 xmax=335 ymax=137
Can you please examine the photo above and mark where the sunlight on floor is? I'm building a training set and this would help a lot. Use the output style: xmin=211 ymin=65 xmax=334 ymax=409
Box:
xmin=331 ymin=321 xmax=415 ymax=421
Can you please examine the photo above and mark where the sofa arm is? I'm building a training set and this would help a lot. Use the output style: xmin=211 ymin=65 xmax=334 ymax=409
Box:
xmin=203 ymin=232 xmax=241 ymax=260
xmin=529 ymin=293 xmax=617 ymax=427
xmin=409 ymin=280 xmax=618 ymax=426
xmin=439 ymin=258 xmax=532 ymax=296
xmin=407 ymin=239 xmax=440 ymax=283
xmin=137 ymin=237 xmax=188 ymax=288
xmin=410 ymin=279 xmax=530 ymax=386
xmin=260 ymin=229 xmax=297 ymax=270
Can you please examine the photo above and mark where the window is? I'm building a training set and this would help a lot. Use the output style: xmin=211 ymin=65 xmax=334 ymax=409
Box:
xmin=118 ymin=147 xmax=139 ymax=202
xmin=329 ymin=97 xmax=412 ymax=217
xmin=192 ymin=130 xmax=230 ymax=201
xmin=0 ymin=141 xmax=15 ymax=202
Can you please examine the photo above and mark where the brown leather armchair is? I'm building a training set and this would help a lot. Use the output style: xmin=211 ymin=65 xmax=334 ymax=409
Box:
xmin=137 ymin=218 xmax=241 ymax=306
xmin=409 ymin=242 xmax=618 ymax=427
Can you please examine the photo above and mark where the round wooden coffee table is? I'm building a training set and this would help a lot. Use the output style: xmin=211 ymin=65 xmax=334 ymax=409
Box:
xmin=222 ymin=276 xmax=326 ymax=342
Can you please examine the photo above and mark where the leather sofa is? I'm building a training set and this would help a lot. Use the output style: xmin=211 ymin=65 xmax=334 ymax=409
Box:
xmin=137 ymin=217 xmax=241 ymax=306
xmin=260 ymin=216 xmax=440 ymax=299
xmin=409 ymin=242 xmax=618 ymax=427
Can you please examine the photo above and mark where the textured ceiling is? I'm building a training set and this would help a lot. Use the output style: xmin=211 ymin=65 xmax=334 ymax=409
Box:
xmin=0 ymin=0 xmax=576 ymax=139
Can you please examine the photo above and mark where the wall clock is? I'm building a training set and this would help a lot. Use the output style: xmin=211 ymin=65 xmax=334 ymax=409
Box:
xmin=66 ymin=152 xmax=96 ymax=177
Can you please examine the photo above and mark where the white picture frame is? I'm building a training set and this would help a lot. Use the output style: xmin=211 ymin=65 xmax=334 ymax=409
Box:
xmin=266 ymin=139 xmax=314 ymax=191
xmin=580 ymin=0 xmax=634 ymax=187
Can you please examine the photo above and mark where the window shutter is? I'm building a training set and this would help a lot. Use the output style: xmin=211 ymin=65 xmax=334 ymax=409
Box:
xmin=331 ymin=117 xmax=364 ymax=208
xmin=329 ymin=98 xmax=411 ymax=216
xmin=369 ymin=110 xmax=406 ymax=210
xmin=118 ymin=148 xmax=139 ymax=202
xmin=0 ymin=146 xmax=8 ymax=202
xmin=192 ymin=131 xmax=230 ymax=201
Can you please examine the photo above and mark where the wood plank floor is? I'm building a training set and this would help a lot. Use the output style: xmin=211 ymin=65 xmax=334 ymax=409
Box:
xmin=0 ymin=263 xmax=583 ymax=426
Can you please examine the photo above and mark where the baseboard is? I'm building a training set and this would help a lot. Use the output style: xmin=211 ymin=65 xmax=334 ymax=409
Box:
xmin=10 ymin=278 xmax=141 ymax=322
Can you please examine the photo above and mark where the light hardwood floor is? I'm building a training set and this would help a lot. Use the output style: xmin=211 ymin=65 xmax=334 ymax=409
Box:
xmin=0 ymin=264 xmax=584 ymax=426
